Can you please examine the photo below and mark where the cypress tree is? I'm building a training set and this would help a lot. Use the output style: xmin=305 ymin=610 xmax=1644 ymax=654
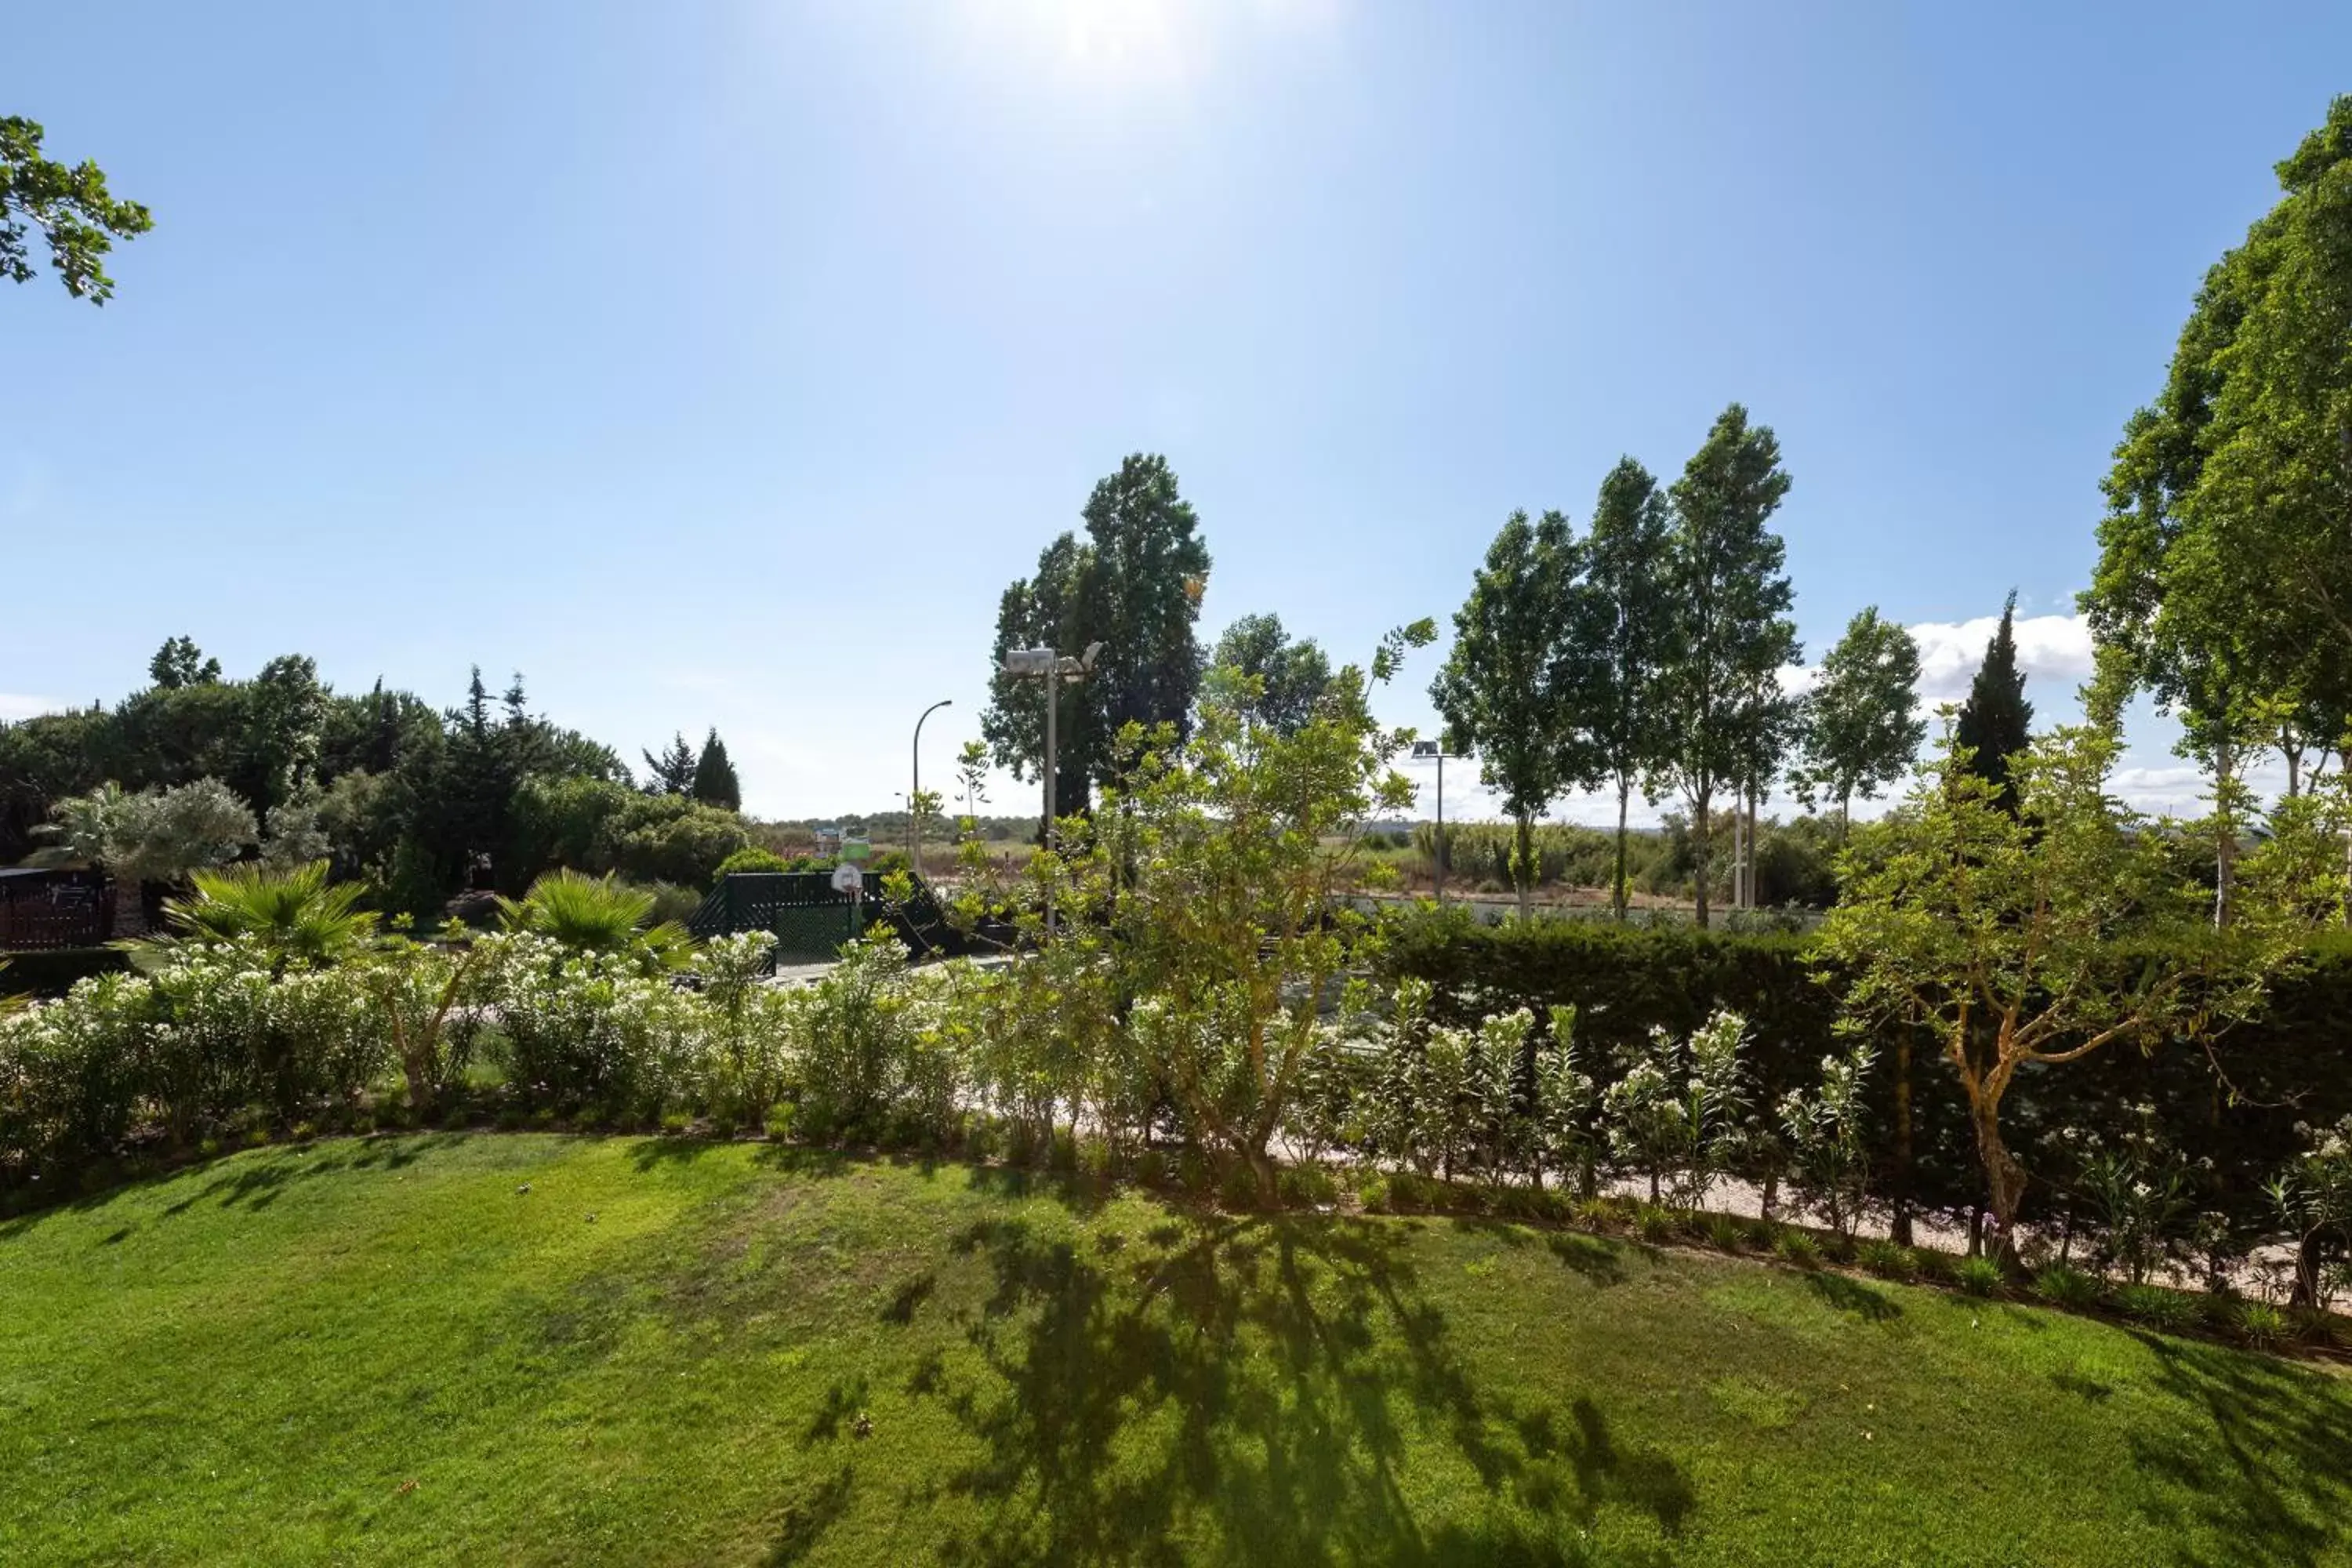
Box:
xmin=1954 ymin=591 xmax=2034 ymax=810
xmin=691 ymin=728 xmax=742 ymax=811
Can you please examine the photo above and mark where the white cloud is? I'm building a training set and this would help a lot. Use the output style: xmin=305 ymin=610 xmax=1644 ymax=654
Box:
xmin=1905 ymin=612 xmax=2095 ymax=709
xmin=0 ymin=694 xmax=60 ymax=723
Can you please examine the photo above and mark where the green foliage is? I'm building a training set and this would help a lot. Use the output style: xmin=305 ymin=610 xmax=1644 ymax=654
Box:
xmin=1820 ymin=721 xmax=2326 ymax=1249
xmin=1951 ymin=593 xmax=2034 ymax=811
xmin=1955 ymin=1255 xmax=2005 ymax=1298
xmin=153 ymin=860 xmax=378 ymax=971
xmin=1857 ymin=1239 xmax=1915 ymax=1280
xmin=690 ymin=729 xmax=741 ymax=811
xmin=0 ymin=115 xmax=151 ymax=303
xmin=495 ymin=869 xmax=692 ymax=968
xmin=1583 ymin=459 xmax=1678 ymax=918
xmin=1791 ymin=607 xmax=1925 ymax=837
xmin=148 ymin=636 xmax=220 ymax=689
xmin=2269 ymin=1115 xmax=2352 ymax=1312
xmin=712 ymin=845 xmax=790 ymax=879
xmin=1431 ymin=507 xmax=1605 ymax=920
xmin=1601 ymin=1010 xmax=1749 ymax=1209
xmin=641 ymin=732 xmax=697 ymax=796
xmin=2237 ymin=1301 xmax=2290 ymax=1350
xmin=2034 ymin=1265 xmax=2103 ymax=1311
xmin=982 ymin=452 xmax=1213 ymax=814
xmin=1777 ymin=1040 xmax=1875 ymax=1237
xmin=49 ymin=778 xmax=258 ymax=884
xmin=2085 ymin=98 xmax=2352 ymax=811
xmin=2112 ymin=1282 xmax=2196 ymax=1333
xmin=1653 ymin=404 xmax=1802 ymax=928
xmin=1210 ymin=612 xmax=1332 ymax=737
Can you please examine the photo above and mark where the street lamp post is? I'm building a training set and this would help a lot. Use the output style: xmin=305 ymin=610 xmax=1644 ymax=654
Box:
xmin=998 ymin=641 xmax=1102 ymax=851
xmin=1410 ymin=740 xmax=1464 ymax=909
xmin=910 ymin=699 xmax=952 ymax=880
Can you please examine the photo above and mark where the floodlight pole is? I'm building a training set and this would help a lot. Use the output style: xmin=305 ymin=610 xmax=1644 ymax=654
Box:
xmin=1411 ymin=741 xmax=1461 ymax=909
xmin=911 ymin=699 xmax=952 ymax=880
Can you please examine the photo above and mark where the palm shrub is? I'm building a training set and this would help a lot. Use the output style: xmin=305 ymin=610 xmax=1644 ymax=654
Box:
xmin=497 ymin=869 xmax=691 ymax=970
xmin=1602 ymin=1009 xmax=1750 ymax=1208
xmin=150 ymin=860 xmax=378 ymax=973
xmin=1858 ymin=1238 xmax=1914 ymax=1279
xmin=1777 ymin=1041 xmax=1876 ymax=1237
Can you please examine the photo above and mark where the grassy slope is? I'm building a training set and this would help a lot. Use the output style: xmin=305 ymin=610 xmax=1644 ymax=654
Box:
xmin=2 ymin=1137 xmax=2347 ymax=1568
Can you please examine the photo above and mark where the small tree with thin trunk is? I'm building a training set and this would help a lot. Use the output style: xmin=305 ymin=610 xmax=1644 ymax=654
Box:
xmin=1791 ymin=607 xmax=1926 ymax=841
xmin=1819 ymin=719 xmax=2325 ymax=1260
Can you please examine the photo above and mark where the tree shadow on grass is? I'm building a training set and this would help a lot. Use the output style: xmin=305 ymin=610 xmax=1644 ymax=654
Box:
xmin=1 ymin=1133 xmax=475 ymax=1237
xmin=1798 ymin=1271 xmax=1902 ymax=1323
xmin=2124 ymin=1331 xmax=2352 ymax=1568
xmin=891 ymin=1210 xmax=1691 ymax=1566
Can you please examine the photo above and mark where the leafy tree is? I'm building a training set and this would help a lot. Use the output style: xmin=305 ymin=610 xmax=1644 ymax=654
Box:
xmin=691 ymin=728 xmax=741 ymax=811
xmin=982 ymin=454 xmax=1212 ymax=817
xmin=1432 ymin=510 xmax=1604 ymax=922
xmin=1 ymin=116 xmax=151 ymax=303
xmin=1581 ymin=459 xmax=1676 ymax=918
xmin=642 ymin=732 xmax=697 ymax=797
xmin=1791 ymin=607 xmax=1926 ymax=840
xmin=147 ymin=637 xmax=220 ymax=689
xmin=1952 ymin=593 xmax=2034 ymax=812
xmin=1652 ymin=404 xmax=1801 ymax=927
xmin=953 ymin=621 xmax=1435 ymax=1194
xmin=1211 ymin=613 xmax=1333 ymax=736
xmin=49 ymin=778 xmax=256 ymax=886
xmin=1820 ymin=721 xmax=2327 ymax=1258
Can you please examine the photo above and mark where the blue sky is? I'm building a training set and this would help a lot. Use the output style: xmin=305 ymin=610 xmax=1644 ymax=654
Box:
xmin=6 ymin=2 xmax=2347 ymax=822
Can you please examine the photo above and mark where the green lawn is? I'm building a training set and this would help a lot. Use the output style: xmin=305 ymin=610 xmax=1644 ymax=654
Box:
xmin=2 ymin=1137 xmax=2347 ymax=1566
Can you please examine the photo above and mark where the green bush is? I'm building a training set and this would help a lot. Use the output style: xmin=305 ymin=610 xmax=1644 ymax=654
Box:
xmin=1773 ymin=1228 xmax=1822 ymax=1269
xmin=1703 ymin=1212 xmax=1748 ymax=1252
xmin=1858 ymin=1239 xmax=1914 ymax=1279
xmin=2237 ymin=1301 xmax=2289 ymax=1349
xmin=1955 ymin=1255 xmax=2005 ymax=1298
xmin=1380 ymin=906 xmax=2352 ymax=1241
xmin=2113 ymin=1282 xmax=2197 ymax=1332
xmin=2032 ymin=1265 xmax=2103 ymax=1311
xmin=711 ymin=846 xmax=790 ymax=880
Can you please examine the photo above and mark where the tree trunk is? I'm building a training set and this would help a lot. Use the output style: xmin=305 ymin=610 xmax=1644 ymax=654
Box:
xmin=1969 ymin=1091 xmax=2030 ymax=1262
xmin=1612 ymin=779 xmax=1632 ymax=920
xmin=1891 ymin=1033 xmax=1915 ymax=1246
xmin=2214 ymin=739 xmax=2237 ymax=929
xmin=1515 ymin=812 xmax=1534 ymax=925
xmin=1691 ymin=786 xmax=1712 ymax=929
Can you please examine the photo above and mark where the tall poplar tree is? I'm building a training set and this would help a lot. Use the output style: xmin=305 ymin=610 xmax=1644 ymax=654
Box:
xmin=1652 ymin=405 xmax=1799 ymax=928
xmin=1582 ymin=459 xmax=1675 ymax=918
xmin=1432 ymin=509 xmax=1604 ymax=922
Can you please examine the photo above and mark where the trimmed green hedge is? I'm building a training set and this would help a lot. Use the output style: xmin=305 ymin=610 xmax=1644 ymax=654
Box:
xmin=1379 ymin=908 xmax=2352 ymax=1238
xmin=0 ymin=948 xmax=129 ymax=998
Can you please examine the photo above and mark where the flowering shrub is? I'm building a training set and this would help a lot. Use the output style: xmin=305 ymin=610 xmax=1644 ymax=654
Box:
xmin=1777 ymin=1042 xmax=1875 ymax=1237
xmin=1603 ymin=1010 xmax=1750 ymax=1208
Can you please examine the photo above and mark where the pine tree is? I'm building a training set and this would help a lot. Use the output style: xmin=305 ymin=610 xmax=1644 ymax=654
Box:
xmin=691 ymin=728 xmax=742 ymax=811
xmin=641 ymin=732 xmax=696 ymax=797
xmin=1954 ymin=592 xmax=2034 ymax=811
